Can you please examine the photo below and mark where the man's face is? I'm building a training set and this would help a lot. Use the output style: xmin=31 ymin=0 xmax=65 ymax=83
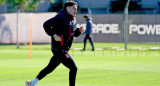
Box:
xmin=67 ymin=5 xmax=78 ymax=17
xmin=84 ymin=17 xmax=87 ymax=21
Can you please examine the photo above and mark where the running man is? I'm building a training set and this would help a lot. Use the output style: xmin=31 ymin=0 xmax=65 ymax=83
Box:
xmin=26 ymin=1 xmax=84 ymax=86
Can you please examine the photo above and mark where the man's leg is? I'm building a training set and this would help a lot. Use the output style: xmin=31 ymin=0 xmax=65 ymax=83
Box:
xmin=83 ymin=35 xmax=88 ymax=51
xmin=37 ymin=55 xmax=61 ymax=80
xmin=89 ymin=36 xmax=94 ymax=51
xmin=28 ymin=55 xmax=61 ymax=86
xmin=62 ymin=54 xmax=77 ymax=86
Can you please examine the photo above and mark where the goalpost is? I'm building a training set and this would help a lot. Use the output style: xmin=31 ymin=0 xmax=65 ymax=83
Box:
xmin=124 ymin=0 xmax=130 ymax=50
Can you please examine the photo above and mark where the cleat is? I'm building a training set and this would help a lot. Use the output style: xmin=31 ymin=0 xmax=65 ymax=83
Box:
xmin=26 ymin=80 xmax=32 ymax=86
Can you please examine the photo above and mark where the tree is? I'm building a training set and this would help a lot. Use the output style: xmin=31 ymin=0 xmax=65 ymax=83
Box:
xmin=0 ymin=0 xmax=54 ymax=48
xmin=0 ymin=0 xmax=54 ymax=12
xmin=49 ymin=0 xmax=64 ymax=12
xmin=110 ymin=0 xmax=142 ymax=13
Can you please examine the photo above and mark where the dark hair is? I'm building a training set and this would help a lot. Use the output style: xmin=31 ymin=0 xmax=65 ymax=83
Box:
xmin=84 ymin=14 xmax=89 ymax=18
xmin=64 ymin=1 xmax=78 ymax=9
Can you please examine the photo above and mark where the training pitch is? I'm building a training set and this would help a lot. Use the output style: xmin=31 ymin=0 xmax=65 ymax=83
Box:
xmin=0 ymin=43 xmax=160 ymax=86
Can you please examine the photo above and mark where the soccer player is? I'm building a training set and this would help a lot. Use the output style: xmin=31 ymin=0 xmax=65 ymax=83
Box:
xmin=26 ymin=1 xmax=84 ymax=86
xmin=83 ymin=15 xmax=95 ymax=51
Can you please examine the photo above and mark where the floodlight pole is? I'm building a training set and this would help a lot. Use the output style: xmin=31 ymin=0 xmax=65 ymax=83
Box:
xmin=88 ymin=8 xmax=92 ymax=18
xmin=124 ymin=0 xmax=130 ymax=50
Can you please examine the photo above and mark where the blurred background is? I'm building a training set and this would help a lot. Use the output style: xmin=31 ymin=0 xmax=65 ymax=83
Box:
xmin=0 ymin=0 xmax=160 ymax=13
xmin=0 ymin=0 xmax=160 ymax=48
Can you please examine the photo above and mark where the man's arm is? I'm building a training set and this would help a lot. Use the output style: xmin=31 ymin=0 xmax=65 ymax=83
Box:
xmin=43 ymin=18 xmax=56 ymax=36
xmin=43 ymin=15 xmax=61 ymax=37
xmin=43 ymin=15 xmax=62 ymax=41
xmin=74 ymin=26 xmax=84 ymax=37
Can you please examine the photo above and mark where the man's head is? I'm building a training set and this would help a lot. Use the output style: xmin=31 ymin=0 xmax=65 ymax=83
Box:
xmin=64 ymin=1 xmax=78 ymax=17
xmin=83 ymin=15 xmax=89 ymax=21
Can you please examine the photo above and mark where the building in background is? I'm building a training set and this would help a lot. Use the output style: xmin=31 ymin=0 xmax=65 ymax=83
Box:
xmin=0 ymin=4 xmax=7 ymax=13
xmin=76 ymin=0 xmax=160 ymax=14
xmin=141 ymin=0 xmax=159 ymax=14
xmin=75 ymin=0 xmax=110 ymax=14
xmin=34 ymin=1 xmax=51 ymax=12
xmin=0 ymin=0 xmax=160 ymax=14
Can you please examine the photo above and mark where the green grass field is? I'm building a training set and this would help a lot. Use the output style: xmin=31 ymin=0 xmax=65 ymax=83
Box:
xmin=0 ymin=43 xmax=160 ymax=86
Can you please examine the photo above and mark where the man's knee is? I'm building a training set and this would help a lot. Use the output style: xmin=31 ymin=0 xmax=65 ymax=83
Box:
xmin=71 ymin=66 xmax=77 ymax=72
xmin=74 ymin=66 xmax=78 ymax=72
xmin=83 ymin=38 xmax=87 ymax=42
xmin=44 ymin=66 xmax=54 ymax=74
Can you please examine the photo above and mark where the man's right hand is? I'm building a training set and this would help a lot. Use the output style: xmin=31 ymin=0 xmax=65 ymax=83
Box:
xmin=79 ymin=26 xmax=84 ymax=33
xmin=53 ymin=34 xmax=61 ymax=41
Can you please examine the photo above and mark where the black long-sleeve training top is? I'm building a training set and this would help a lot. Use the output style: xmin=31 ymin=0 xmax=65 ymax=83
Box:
xmin=43 ymin=8 xmax=81 ymax=53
